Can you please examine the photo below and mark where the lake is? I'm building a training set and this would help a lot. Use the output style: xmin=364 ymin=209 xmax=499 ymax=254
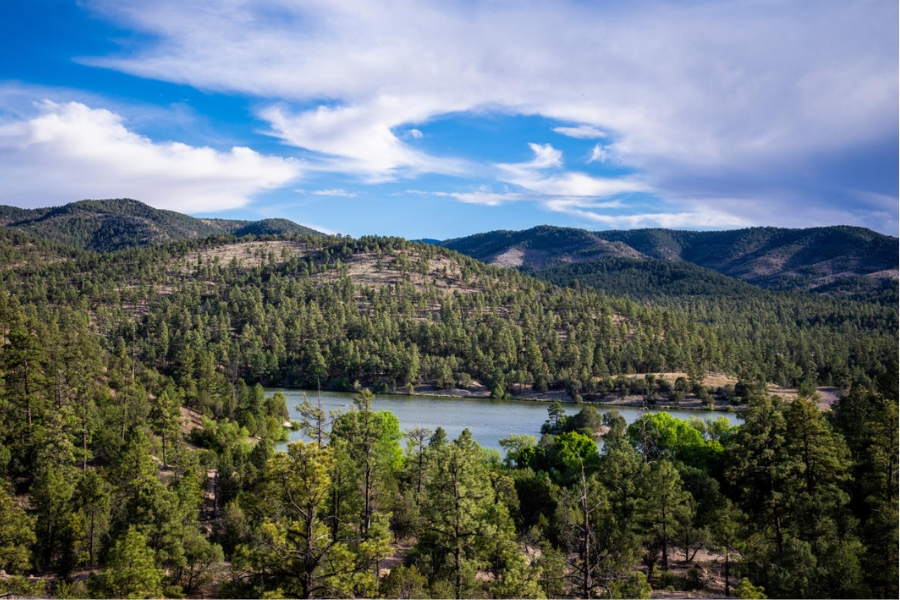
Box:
xmin=269 ymin=389 xmax=742 ymax=451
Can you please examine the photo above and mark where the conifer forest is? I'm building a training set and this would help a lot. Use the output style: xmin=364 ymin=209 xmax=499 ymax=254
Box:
xmin=0 ymin=217 xmax=896 ymax=599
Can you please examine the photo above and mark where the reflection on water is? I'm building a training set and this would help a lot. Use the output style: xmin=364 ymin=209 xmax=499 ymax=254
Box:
xmin=269 ymin=389 xmax=741 ymax=451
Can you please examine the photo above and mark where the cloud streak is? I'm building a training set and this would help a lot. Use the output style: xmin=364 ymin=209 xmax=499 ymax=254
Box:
xmin=553 ymin=125 xmax=607 ymax=139
xmin=0 ymin=101 xmax=302 ymax=211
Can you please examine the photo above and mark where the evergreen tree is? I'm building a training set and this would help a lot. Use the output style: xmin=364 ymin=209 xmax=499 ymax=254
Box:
xmin=89 ymin=527 xmax=164 ymax=599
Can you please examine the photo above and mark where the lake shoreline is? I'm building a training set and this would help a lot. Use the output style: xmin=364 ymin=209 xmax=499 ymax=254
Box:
xmin=269 ymin=388 xmax=743 ymax=451
xmin=284 ymin=383 xmax=745 ymax=413
xmin=410 ymin=390 xmax=744 ymax=413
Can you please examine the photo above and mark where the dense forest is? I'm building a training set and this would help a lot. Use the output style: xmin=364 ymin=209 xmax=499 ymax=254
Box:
xmin=0 ymin=211 xmax=896 ymax=598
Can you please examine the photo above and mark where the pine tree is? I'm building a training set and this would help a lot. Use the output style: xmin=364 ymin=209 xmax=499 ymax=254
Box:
xmin=90 ymin=527 xmax=164 ymax=599
xmin=422 ymin=429 xmax=495 ymax=598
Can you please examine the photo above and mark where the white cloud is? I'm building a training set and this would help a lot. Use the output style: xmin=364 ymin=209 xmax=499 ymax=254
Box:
xmin=497 ymin=143 xmax=563 ymax=177
xmin=425 ymin=144 xmax=645 ymax=222
xmin=310 ymin=188 xmax=357 ymax=197
xmin=553 ymin=125 xmax=607 ymax=139
xmin=565 ymin=208 xmax=750 ymax=230
xmin=407 ymin=128 xmax=423 ymax=139
xmin=0 ymin=101 xmax=302 ymax=211
xmin=79 ymin=0 xmax=897 ymax=231
xmin=432 ymin=190 xmax=525 ymax=206
xmin=588 ymin=145 xmax=609 ymax=164
xmin=497 ymin=143 xmax=646 ymax=198
xmin=259 ymin=101 xmax=466 ymax=180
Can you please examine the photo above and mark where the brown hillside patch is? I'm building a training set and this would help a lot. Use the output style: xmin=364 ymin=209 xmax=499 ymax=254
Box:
xmin=180 ymin=405 xmax=205 ymax=435
xmin=180 ymin=240 xmax=310 ymax=272
xmin=865 ymin=268 xmax=899 ymax=280
xmin=491 ymin=246 xmax=527 ymax=267
xmin=312 ymin=251 xmax=484 ymax=296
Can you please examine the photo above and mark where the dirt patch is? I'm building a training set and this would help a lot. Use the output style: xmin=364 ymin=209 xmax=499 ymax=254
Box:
xmin=378 ymin=538 xmax=415 ymax=578
xmin=312 ymin=251 xmax=487 ymax=305
xmin=813 ymin=386 xmax=843 ymax=410
xmin=649 ymin=547 xmax=738 ymax=599
xmin=180 ymin=406 xmax=205 ymax=435
xmin=491 ymin=246 xmax=526 ymax=267
xmin=181 ymin=240 xmax=309 ymax=272
xmin=865 ymin=268 xmax=899 ymax=280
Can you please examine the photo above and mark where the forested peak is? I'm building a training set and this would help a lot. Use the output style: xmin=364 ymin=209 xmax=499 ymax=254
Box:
xmin=441 ymin=225 xmax=641 ymax=268
xmin=0 ymin=199 xmax=322 ymax=253
xmin=0 ymin=205 xmax=45 ymax=225
xmin=231 ymin=218 xmax=321 ymax=238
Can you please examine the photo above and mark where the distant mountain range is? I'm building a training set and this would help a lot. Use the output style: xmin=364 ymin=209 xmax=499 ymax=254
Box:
xmin=1 ymin=200 xmax=895 ymax=303
xmin=0 ymin=199 xmax=321 ymax=252
xmin=440 ymin=225 xmax=898 ymax=300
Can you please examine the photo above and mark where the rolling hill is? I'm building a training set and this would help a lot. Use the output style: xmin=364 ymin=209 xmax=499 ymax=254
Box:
xmin=0 ymin=199 xmax=321 ymax=252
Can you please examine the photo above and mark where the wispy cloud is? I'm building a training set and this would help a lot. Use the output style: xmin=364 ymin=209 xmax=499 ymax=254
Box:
xmin=259 ymin=101 xmax=467 ymax=181
xmin=565 ymin=208 xmax=750 ymax=229
xmin=497 ymin=143 xmax=646 ymax=198
xmin=553 ymin=125 xmax=607 ymax=139
xmin=0 ymin=100 xmax=301 ymax=211
xmin=425 ymin=144 xmax=646 ymax=222
xmin=588 ymin=145 xmax=609 ymax=164
xmin=310 ymin=188 xmax=357 ymax=197
xmin=497 ymin=143 xmax=563 ymax=176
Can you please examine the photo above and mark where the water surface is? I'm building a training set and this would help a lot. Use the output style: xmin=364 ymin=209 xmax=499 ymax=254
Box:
xmin=269 ymin=389 xmax=741 ymax=451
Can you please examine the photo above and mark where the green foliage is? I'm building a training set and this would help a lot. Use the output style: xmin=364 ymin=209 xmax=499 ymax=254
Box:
xmin=89 ymin=527 xmax=164 ymax=599
xmin=627 ymin=412 xmax=725 ymax=471
xmin=0 ymin=485 xmax=35 ymax=574
xmin=379 ymin=564 xmax=429 ymax=599
xmin=735 ymin=577 xmax=768 ymax=599
xmin=0 ymin=576 xmax=45 ymax=599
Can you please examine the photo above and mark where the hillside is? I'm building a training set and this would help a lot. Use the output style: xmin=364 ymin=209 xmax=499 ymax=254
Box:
xmin=0 ymin=229 xmax=895 ymax=600
xmin=0 ymin=228 xmax=893 ymax=397
xmin=442 ymin=225 xmax=898 ymax=298
xmin=0 ymin=199 xmax=321 ymax=252
xmin=523 ymin=257 xmax=767 ymax=301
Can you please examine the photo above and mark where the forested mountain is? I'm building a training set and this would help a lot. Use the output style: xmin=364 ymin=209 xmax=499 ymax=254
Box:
xmin=528 ymin=253 xmax=898 ymax=307
xmin=0 ymin=199 xmax=321 ymax=252
xmin=442 ymin=224 xmax=899 ymax=298
xmin=0 ymin=217 xmax=896 ymax=598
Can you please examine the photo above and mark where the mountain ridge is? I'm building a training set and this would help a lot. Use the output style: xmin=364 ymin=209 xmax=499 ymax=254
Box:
xmin=0 ymin=198 xmax=322 ymax=252
xmin=441 ymin=224 xmax=898 ymax=296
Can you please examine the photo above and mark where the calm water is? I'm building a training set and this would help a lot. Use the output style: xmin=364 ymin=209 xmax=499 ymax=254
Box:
xmin=270 ymin=389 xmax=741 ymax=451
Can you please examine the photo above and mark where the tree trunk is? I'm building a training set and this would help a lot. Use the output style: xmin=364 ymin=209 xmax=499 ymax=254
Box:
xmin=724 ymin=551 xmax=730 ymax=597
xmin=661 ymin=504 xmax=669 ymax=572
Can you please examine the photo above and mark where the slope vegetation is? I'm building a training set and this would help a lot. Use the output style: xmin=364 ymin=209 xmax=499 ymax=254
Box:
xmin=0 ymin=199 xmax=321 ymax=252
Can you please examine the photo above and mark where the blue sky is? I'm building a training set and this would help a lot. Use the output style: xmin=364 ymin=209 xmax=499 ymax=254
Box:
xmin=0 ymin=0 xmax=896 ymax=238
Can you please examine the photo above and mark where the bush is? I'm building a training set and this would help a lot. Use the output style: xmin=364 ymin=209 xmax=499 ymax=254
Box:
xmin=683 ymin=567 xmax=705 ymax=590
xmin=657 ymin=570 xmax=677 ymax=589
xmin=735 ymin=578 xmax=768 ymax=599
